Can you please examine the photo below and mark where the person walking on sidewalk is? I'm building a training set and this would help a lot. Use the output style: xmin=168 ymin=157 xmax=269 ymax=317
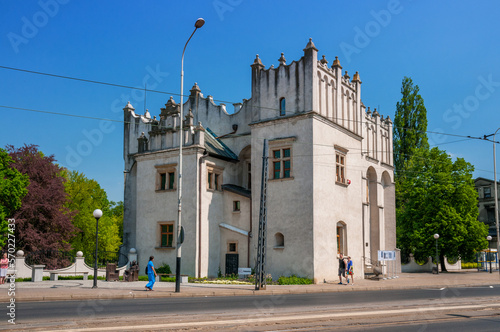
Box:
xmin=346 ymin=256 xmax=354 ymax=285
xmin=145 ymin=256 xmax=157 ymax=291
xmin=338 ymin=254 xmax=346 ymax=285
xmin=0 ymin=253 xmax=8 ymax=285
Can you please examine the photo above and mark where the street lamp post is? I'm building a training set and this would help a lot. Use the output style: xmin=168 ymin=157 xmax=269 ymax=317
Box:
xmin=434 ymin=234 xmax=439 ymax=274
xmin=487 ymin=235 xmax=493 ymax=273
xmin=92 ymin=209 xmax=103 ymax=288
xmin=176 ymin=18 xmax=205 ymax=293
xmin=493 ymin=128 xmax=500 ymax=277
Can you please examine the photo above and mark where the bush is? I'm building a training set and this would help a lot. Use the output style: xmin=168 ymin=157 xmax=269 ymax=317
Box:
xmin=156 ymin=263 xmax=172 ymax=274
xmin=461 ymin=262 xmax=478 ymax=269
xmin=277 ymin=275 xmax=313 ymax=285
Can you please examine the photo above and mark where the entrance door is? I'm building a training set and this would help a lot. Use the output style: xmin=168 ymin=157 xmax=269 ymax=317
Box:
xmin=225 ymin=254 xmax=239 ymax=275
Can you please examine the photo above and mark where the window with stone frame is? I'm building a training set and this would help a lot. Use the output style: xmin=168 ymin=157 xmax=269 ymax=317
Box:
xmin=335 ymin=145 xmax=348 ymax=185
xmin=227 ymin=242 xmax=238 ymax=253
xmin=269 ymin=137 xmax=295 ymax=180
xmin=158 ymin=222 xmax=174 ymax=248
xmin=155 ymin=164 xmax=177 ymax=191
xmin=207 ymin=164 xmax=223 ymax=191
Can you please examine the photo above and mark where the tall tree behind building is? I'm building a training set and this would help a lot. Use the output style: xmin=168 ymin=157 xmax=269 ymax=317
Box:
xmin=393 ymin=77 xmax=429 ymax=175
xmin=397 ymin=147 xmax=487 ymax=270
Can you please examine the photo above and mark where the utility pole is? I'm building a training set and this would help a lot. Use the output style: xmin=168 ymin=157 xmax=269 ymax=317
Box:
xmin=255 ymin=139 xmax=268 ymax=290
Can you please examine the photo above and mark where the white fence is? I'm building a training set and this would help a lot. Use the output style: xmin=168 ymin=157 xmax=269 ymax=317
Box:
xmin=401 ymin=254 xmax=461 ymax=273
xmin=7 ymin=249 xmax=138 ymax=280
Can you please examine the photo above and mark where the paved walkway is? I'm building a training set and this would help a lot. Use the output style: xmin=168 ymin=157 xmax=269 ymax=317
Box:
xmin=1 ymin=270 xmax=499 ymax=302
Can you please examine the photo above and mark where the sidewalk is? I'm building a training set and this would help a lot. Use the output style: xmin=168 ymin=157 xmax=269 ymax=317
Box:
xmin=1 ymin=271 xmax=499 ymax=303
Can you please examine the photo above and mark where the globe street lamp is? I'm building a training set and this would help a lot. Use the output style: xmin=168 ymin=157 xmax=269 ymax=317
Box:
xmin=433 ymin=234 xmax=439 ymax=274
xmin=92 ymin=209 xmax=103 ymax=288
xmin=487 ymin=235 xmax=493 ymax=273
xmin=176 ymin=17 xmax=205 ymax=293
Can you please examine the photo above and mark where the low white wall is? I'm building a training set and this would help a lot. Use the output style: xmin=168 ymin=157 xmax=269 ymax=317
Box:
xmin=401 ymin=255 xmax=462 ymax=273
xmin=7 ymin=250 xmax=133 ymax=279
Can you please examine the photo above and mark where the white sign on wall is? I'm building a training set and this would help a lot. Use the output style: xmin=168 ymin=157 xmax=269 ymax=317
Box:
xmin=238 ymin=268 xmax=252 ymax=275
xmin=378 ymin=250 xmax=396 ymax=261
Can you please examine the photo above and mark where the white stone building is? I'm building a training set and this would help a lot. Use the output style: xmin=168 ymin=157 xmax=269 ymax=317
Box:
xmin=122 ymin=39 xmax=396 ymax=283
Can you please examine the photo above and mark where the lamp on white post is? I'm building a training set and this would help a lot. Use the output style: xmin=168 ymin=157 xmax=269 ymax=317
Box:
xmin=176 ymin=17 xmax=205 ymax=293
xmin=433 ymin=234 xmax=439 ymax=274
xmin=487 ymin=235 xmax=493 ymax=273
xmin=92 ymin=209 xmax=103 ymax=288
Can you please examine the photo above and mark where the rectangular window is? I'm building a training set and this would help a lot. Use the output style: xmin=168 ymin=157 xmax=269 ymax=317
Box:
xmin=271 ymin=148 xmax=292 ymax=179
xmin=168 ymin=172 xmax=175 ymax=190
xmin=208 ymin=172 xmax=213 ymax=189
xmin=233 ymin=201 xmax=240 ymax=212
xmin=269 ymin=137 xmax=295 ymax=180
xmin=207 ymin=164 xmax=224 ymax=191
xmin=160 ymin=173 xmax=167 ymax=190
xmin=283 ymin=160 xmax=291 ymax=178
xmin=228 ymin=242 xmax=237 ymax=253
xmin=336 ymin=150 xmax=346 ymax=184
xmin=161 ymin=224 xmax=174 ymax=247
xmin=484 ymin=187 xmax=492 ymax=198
xmin=155 ymin=164 xmax=177 ymax=191
xmin=214 ymin=173 xmax=220 ymax=191
xmin=274 ymin=161 xmax=281 ymax=179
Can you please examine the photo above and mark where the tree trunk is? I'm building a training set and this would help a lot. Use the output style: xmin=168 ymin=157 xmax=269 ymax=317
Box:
xmin=440 ymin=255 xmax=447 ymax=272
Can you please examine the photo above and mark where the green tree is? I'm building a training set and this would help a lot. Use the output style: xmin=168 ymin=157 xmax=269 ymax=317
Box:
xmin=8 ymin=144 xmax=76 ymax=269
xmin=393 ymin=77 xmax=429 ymax=175
xmin=64 ymin=171 xmax=121 ymax=259
xmin=0 ymin=148 xmax=29 ymax=247
xmin=109 ymin=201 xmax=124 ymax=240
xmin=397 ymin=147 xmax=487 ymax=271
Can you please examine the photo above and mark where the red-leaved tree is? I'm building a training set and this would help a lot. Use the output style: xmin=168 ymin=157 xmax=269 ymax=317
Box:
xmin=8 ymin=144 xmax=75 ymax=269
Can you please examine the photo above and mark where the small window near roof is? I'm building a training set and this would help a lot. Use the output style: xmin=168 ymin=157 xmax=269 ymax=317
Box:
xmin=280 ymin=98 xmax=286 ymax=116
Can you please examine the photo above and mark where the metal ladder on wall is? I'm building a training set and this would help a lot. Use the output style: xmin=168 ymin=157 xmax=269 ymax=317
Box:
xmin=255 ymin=139 xmax=269 ymax=290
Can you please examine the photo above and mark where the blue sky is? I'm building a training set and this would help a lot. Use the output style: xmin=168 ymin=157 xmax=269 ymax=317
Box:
xmin=1 ymin=0 xmax=499 ymax=202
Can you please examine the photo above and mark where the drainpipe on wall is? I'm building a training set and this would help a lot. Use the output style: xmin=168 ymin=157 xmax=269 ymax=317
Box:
xmin=248 ymin=198 xmax=252 ymax=268
xmin=198 ymin=149 xmax=209 ymax=278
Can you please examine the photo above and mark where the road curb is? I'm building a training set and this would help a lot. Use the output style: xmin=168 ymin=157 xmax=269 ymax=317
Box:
xmin=4 ymin=281 xmax=499 ymax=303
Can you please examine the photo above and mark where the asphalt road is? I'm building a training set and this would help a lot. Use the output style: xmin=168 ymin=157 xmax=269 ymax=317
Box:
xmin=6 ymin=285 xmax=500 ymax=322
xmin=1 ymin=286 xmax=499 ymax=331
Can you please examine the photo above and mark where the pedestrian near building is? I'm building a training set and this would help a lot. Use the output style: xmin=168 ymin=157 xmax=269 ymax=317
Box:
xmin=346 ymin=256 xmax=354 ymax=285
xmin=145 ymin=256 xmax=157 ymax=291
xmin=0 ymin=253 xmax=8 ymax=284
xmin=338 ymin=253 xmax=346 ymax=285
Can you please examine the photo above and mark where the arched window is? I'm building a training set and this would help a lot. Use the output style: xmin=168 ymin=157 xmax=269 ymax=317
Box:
xmin=274 ymin=232 xmax=284 ymax=247
xmin=279 ymin=98 xmax=286 ymax=116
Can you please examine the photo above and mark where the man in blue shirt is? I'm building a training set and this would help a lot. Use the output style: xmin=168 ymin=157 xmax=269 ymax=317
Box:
xmin=145 ymin=256 xmax=157 ymax=291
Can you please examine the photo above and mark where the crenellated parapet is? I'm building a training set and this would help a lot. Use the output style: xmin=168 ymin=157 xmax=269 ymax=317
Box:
xmin=363 ymin=107 xmax=393 ymax=166
xmin=123 ymin=82 xmax=253 ymax=163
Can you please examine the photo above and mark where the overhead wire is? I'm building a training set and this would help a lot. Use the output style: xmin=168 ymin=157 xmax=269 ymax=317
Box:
xmin=0 ymin=65 xmax=494 ymax=142
xmin=1 ymin=66 xmax=497 ymax=179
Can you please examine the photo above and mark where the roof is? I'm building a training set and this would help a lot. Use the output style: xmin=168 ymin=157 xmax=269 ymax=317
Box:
xmin=204 ymin=128 xmax=239 ymax=162
xmin=222 ymin=184 xmax=251 ymax=198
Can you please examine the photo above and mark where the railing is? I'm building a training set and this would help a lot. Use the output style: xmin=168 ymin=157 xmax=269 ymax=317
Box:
xmin=362 ymin=256 xmax=380 ymax=267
